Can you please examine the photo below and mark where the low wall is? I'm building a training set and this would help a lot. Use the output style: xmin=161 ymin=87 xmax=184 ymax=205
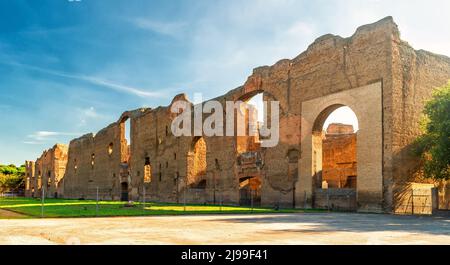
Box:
xmin=394 ymin=183 xmax=437 ymax=215
xmin=313 ymin=188 xmax=357 ymax=211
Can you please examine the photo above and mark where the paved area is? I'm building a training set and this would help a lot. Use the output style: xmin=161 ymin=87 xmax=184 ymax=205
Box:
xmin=0 ymin=212 xmax=449 ymax=245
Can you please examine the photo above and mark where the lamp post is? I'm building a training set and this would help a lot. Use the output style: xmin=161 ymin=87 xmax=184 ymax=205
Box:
xmin=41 ymin=186 xmax=45 ymax=218
xmin=96 ymin=187 xmax=99 ymax=217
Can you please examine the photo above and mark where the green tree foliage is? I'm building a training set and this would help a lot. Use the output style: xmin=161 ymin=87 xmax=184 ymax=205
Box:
xmin=0 ymin=164 xmax=26 ymax=192
xmin=414 ymin=82 xmax=450 ymax=180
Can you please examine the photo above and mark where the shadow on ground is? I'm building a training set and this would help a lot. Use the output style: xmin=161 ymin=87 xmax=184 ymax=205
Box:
xmin=211 ymin=212 xmax=450 ymax=236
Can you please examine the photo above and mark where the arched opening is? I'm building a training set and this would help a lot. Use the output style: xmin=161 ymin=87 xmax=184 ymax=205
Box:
xmin=144 ymin=156 xmax=152 ymax=183
xmin=47 ymin=171 xmax=52 ymax=188
xmin=239 ymin=176 xmax=262 ymax=206
xmin=120 ymin=182 xmax=129 ymax=201
xmin=311 ymin=105 xmax=358 ymax=210
xmin=235 ymin=91 xmax=266 ymax=206
xmin=91 ymin=153 xmax=95 ymax=169
xmin=312 ymin=105 xmax=359 ymax=189
xmin=107 ymin=143 xmax=113 ymax=156
xmin=120 ymin=117 xmax=131 ymax=163
xmin=187 ymin=136 xmax=207 ymax=189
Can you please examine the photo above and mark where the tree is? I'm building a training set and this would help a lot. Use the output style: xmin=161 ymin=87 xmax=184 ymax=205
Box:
xmin=414 ymin=82 xmax=450 ymax=180
xmin=0 ymin=164 xmax=26 ymax=192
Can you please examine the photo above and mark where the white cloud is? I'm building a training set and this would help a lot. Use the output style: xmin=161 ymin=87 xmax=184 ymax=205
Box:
xmin=82 ymin=106 xmax=101 ymax=119
xmin=26 ymin=131 xmax=81 ymax=142
xmin=130 ymin=18 xmax=187 ymax=38
xmin=22 ymin=141 xmax=44 ymax=145
xmin=76 ymin=106 xmax=109 ymax=127
xmin=2 ymin=62 xmax=167 ymax=98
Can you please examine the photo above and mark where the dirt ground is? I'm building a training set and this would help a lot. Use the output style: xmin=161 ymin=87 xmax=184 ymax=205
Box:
xmin=0 ymin=212 xmax=448 ymax=245
xmin=0 ymin=209 xmax=27 ymax=219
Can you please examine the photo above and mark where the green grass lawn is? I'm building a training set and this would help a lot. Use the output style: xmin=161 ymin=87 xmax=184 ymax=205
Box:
xmin=0 ymin=197 xmax=315 ymax=218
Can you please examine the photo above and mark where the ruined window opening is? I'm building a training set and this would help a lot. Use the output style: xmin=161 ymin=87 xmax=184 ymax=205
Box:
xmin=118 ymin=116 xmax=132 ymax=164
xmin=165 ymin=125 xmax=169 ymax=136
xmin=236 ymin=92 xmax=264 ymax=154
xmin=187 ymin=137 xmax=207 ymax=188
xmin=247 ymin=93 xmax=265 ymax=123
xmin=314 ymin=106 xmax=358 ymax=189
xmin=159 ymin=172 xmax=162 ymax=182
xmin=174 ymin=172 xmax=179 ymax=185
xmin=25 ymin=177 xmax=30 ymax=190
xmin=47 ymin=171 xmax=51 ymax=188
xmin=144 ymin=157 xmax=152 ymax=183
xmin=215 ymin=159 xmax=220 ymax=169
xmin=108 ymin=143 xmax=113 ymax=156
xmin=166 ymin=161 xmax=168 ymax=168
xmin=124 ymin=118 xmax=131 ymax=145
xmin=195 ymin=179 xmax=207 ymax=189
xmin=287 ymin=149 xmax=300 ymax=163
xmin=174 ymin=153 xmax=176 ymax=160
xmin=91 ymin=153 xmax=95 ymax=169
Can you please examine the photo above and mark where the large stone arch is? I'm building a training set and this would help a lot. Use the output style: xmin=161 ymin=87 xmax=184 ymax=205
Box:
xmin=226 ymin=79 xmax=297 ymax=207
xmin=296 ymin=82 xmax=383 ymax=212
xmin=187 ymin=136 xmax=207 ymax=188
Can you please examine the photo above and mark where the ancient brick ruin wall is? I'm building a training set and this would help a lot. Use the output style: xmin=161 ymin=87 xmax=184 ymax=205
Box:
xmin=24 ymin=17 xmax=450 ymax=212
xmin=129 ymin=102 xmax=191 ymax=203
xmin=241 ymin=17 xmax=398 ymax=207
xmin=126 ymin=17 xmax=399 ymax=207
xmin=390 ymin=37 xmax=450 ymax=211
xmin=25 ymin=144 xmax=68 ymax=198
xmin=62 ymin=109 xmax=150 ymax=200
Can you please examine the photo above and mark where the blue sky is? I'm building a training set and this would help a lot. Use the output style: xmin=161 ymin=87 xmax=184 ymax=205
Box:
xmin=1 ymin=0 xmax=450 ymax=165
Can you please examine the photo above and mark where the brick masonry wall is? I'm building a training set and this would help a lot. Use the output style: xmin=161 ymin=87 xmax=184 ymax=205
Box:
xmin=25 ymin=17 xmax=450 ymax=213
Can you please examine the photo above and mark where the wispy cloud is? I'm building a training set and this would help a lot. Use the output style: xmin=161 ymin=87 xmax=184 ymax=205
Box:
xmin=25 ymin=131 xmax=81 ymax=143
xmin=130 ymin=18 xmax=187 ymax=38
xmin=22 ymin=141 xmax=45 ymax=145
xmin=3 ymin=62 xmax=167 ymax=98
xmin=76 ymin=106 xmax=110 ymax=127
xmin=81 ymin=106 xmax=102 ymax=119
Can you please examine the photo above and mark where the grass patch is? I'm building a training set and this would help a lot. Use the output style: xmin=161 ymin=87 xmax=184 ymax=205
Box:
xmin=0 ymin=197 xmax=320 ymax=218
